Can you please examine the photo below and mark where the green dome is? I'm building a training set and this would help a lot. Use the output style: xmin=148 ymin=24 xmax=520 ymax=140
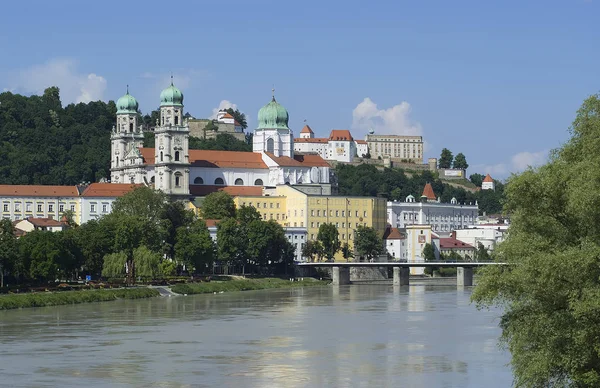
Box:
xmin=160 ymin=82 xmax=184 ymax=107
xmin=116 ymin=90 xmax=139 ymax=114
xmin=257 ymin=97 xmax=289 ymax=130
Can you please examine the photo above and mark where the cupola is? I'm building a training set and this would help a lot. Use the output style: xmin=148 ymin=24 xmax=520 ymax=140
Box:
xmin=116 ymin=88 xmax=139 ymax=114
xmin=160 ymin=79 xmax=184 ymax=107
xmin=257 ymin=94 xmax=289 ymax=130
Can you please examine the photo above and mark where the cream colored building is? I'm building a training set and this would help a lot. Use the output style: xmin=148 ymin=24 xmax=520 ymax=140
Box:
xmin=366 ymin=133 xmax=423 ymax=163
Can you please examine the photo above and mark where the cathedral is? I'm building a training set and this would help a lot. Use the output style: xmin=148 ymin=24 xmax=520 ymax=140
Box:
xmin=110 ymin=82 xmax=333 ymax=197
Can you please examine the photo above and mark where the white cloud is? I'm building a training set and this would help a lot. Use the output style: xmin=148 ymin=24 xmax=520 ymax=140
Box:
xmin=14 ymin=59 xmax=107 ymax=104
xmin=351 ymin=97 xmax=422 ymax=138
xmin=209 ymin=100 xmax=239 ymax=119
xmin=472 ymin=150 xmax=548 ymax=179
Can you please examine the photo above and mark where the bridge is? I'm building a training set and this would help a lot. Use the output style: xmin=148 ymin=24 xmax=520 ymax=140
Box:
xmin=297 ymin=262 xmax=507 ymax=286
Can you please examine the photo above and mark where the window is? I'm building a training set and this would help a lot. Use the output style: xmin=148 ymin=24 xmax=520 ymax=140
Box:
xmin=266 ymin=138 xmax=275 ymax=153
xmin=257 ymin=203 xmax=261 ymax=208
xmin=342 ymin=211 xmax=345 ymax=217
xmin=214 ymin=178 xmax=224 ymax=185
xmin=175 ymin=151 xmax=180 ymax=161
xmin=175 ymin=174 xmax=181 ymax=187
xmin=174 ymin=116 xmax=179 ymax=125
xmin=91 ymin=204 xmax=96 ymax=213
xmin=254 ymin=179 xmax=263 ymax=186
xmin=235 ymin=178 xmax=244 ymax=185
xmin=277 ymin=203 xmax=280 ymax=209
xmin=356 ymin=211 xmax=359 ymax=217
xmin=270 ymin=203 xmax=273 ymax=209
xmin=336 ymin=210 xmax=339 ymax=217
xmin=194 ymin=177 xmax=203 ymax=184
xmin=364 ymin=211 xmax=367 ymax=217
xmin=70 ymin=204 xmax=76 ymax=212
xmin=311 ymin=210 xmax=314 ymax=216
xmin=37 ymin=204 xmax=43 ymax=212
xmin=102 ymin=204 xmax=108 ymax=213
xmin=2 ymin=204 xmax=7 ymax=212
xmin=26 ymin=203 xmax=32 ymax=212
xmin=311 ymin=222 xmax=314 ymax=228
xmin=48 ymin=204 xmax=54 ymax=212
xmin=59 ymin=204 xmax=64 ymax=213
xmin=160 ymin=152 xmax=163 ymax=162
xmin=129 ymin=123 xmax=133 ymax=132
xmin=317 ymin=210 xmax=321 ymax=217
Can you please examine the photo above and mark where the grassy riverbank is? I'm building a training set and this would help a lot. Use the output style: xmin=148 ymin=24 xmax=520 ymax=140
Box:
xmin=171 ymin=277 xmax=329 ymax=295
xmin=0 ymin=288 xmax=159 ymax=310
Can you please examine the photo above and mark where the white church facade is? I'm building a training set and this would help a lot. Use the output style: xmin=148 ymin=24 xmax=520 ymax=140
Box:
xmin=110 ymin=85 xmax=333 ymax=196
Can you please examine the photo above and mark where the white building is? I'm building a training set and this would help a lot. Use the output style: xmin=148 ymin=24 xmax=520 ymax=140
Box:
xmin=439 ymin=237 xmax=475 ymax=260
xmin=14 ymin=217 xmax=67 ymax=234
xmin=387 ymin=183 xmax=478 ymax=234
xmin=482 ymin=174 xmax=495 ymax=190
xmin=454 ymin=224 xmax=508 ymax=251
xmin=293 ymin=127 xmax=364 ymax=163
xmin=383 ymin=227 xmax=407 ymax=262
xmin=356 ymin=140 xmax=368 ymax=157
xmin=216 ymin=111 xmax=243 ymax=133
xmin=366 ymin=132 xmax=423 ymax=163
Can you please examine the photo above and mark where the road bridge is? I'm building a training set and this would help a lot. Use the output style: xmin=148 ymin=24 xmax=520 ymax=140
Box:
xmin=297 ymin=262 xmax=507 ymax=287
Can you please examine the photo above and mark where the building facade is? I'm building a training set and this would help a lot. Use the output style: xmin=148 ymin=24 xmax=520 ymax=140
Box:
xmin=294 ymin=127 xmax=365 ymax=163
xmin=366 ymin=133 xmax=423 ymax=163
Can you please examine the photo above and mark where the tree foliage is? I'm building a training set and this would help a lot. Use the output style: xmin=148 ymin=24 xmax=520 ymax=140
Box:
xmin=422 ymin=243 xmax=436 ymax=261
xmin=188 ymin=133 xmax=251 ymax=152
xmin=438 ymin=148 xmax=454 ymax=169
xmin=453 ymin=152 xmax=469 ymax=169
xmin=472 ymin=94 xmax=600 ymax=387
xmin=0 ymin=219 xmax=17 ymax=287
xmin=354 ymin=226 xmax=383 ymax=261
xmin=302 ymin=240 xmax=323 ymax=262
xmin=317 ymin=223 xmax=341 ymax=261
xmin=202 ymin=191 xmax=236 ymax=219
xmin=175 ymin=219 xmax=215 ymax=273
xmin=225 ymin=108 xmax=248 ymax=130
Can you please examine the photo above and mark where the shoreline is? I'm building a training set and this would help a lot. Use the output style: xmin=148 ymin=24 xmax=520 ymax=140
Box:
xmin=0 ymin=277 xmax=330 ymax=311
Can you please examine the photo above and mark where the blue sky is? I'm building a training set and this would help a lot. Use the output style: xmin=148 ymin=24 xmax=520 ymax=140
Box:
xmin=1 ymin=0 xmax=599 ymax=179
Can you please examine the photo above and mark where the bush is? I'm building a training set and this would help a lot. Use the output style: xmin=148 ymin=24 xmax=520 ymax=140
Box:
xmin=171 ymin=278 xmax=328 ymax=295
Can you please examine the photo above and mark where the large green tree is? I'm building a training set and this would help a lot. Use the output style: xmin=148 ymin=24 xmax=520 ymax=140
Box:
xmin=175 ymin=219 xmax=215 ymax=273
xmin=438 ymin=148 xmax=454 ymax=169
xmin=0 ymin=219 xmax=17 ymax=287
xmin=202 ymin=191 xmax=236 ymax=219
xmin=317 ymin=223 xmax=341 ymax=261
xmin=472 ymin=94 xmax=600 ymax=387
xmin=422 ymin=243 xmax=436 ymax=261
xmin=453 ymin=152 xmax=469 ymax=169
xmin=354 ymin=226 xmax=383 ymax=261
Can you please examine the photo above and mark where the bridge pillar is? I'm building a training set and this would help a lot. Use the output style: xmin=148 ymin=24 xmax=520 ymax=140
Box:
xmin=332 ymin=266 xmax=350 ymax=285
xmin=393 ymin=267 xmax=409 ymax=286
xmin=457 ymin=267 xmax=473 ymax=287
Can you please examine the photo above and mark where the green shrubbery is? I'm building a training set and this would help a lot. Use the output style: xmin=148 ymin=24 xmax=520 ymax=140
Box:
xmin=0 ymin=288 xmax=159 ymax=310
xmin=171 ymin=278 xmax=328 ymax=295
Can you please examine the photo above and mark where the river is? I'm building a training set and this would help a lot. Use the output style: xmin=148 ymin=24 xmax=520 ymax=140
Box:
xmin=0 ymin=281 xmax=512 ymax=387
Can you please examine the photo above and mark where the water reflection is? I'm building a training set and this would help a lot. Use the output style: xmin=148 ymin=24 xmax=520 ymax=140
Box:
xmin=0 ymin=283 xmax=511 ymax=387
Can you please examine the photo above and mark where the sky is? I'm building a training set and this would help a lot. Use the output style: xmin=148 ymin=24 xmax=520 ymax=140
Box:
xmin=1 ymin=0 xmax=599 ymax=180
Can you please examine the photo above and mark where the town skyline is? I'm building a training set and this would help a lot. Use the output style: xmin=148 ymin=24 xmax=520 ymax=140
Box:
xmin=2 ymin=0 xmax=599 ymax=179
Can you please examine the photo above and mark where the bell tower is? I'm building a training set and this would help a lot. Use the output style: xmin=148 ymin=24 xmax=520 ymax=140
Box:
xmin=253 ymin=90 xmax=293 ymax=158
xmin=154 ymin=78 xmax=190 ymax=196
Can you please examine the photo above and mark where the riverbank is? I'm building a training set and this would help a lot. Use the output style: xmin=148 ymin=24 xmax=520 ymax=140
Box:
xmin=0 ymin=288 xmax=160 ymax=310
xmin=171 ymin=277 xmax=330 ymax=295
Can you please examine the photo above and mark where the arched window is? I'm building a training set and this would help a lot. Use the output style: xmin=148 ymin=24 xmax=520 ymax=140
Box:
xmin=129 ymin=123 xmax=133 ymax=132
xmin=234 ymin=178 xmax=244 ymax=186
xmin=214 ymin=178 xmax=224 ymax=185
xmin=175 ymin=173 xmax=182 ymax=187
xmin=174 ymin=116 xmax=179 ymax=125
xmin=150 ymin=176 xmax=155 ymax=184
xmin=194 ymin=177 xmax=203 ymax=184
xmin=160 ymin=151 xmax=163 ymax=162
xmin=266 ymin=138 xmax=275 ymax=153
xmin=175 ymin=151 xmax=180 ymax=161
xmin=162 ymin=116 xmax=164 ymax=125
xmin=116 ymin=156 xmax=119 ymax=166
xmin=254 ymin=179 xmax=263 ymax=186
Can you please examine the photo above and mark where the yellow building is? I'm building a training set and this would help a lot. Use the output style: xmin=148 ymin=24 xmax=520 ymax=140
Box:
xmin=234 ymin=185 xmax=387 ymax=262
xmin=0 ymin=185 xmax=81 ymax=223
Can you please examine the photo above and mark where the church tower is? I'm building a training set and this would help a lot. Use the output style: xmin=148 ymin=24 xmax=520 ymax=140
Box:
xmin=253 ymin=91 xmax=293 ymax=157
xmin=110 ymin=87 xmax=145 ymax=184
xmin=154 ymin=79 xmax=190 ymax=196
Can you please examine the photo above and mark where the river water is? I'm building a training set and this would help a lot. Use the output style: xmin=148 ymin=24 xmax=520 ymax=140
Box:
xmin=0 ymin=281 xmax=512 ymax=387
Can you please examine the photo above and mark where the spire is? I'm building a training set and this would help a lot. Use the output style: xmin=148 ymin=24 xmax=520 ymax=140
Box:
xmin=170 ymin=73 xmax=174 ymax=86
xmin=126 ymin=84 xmax=129 ymax=95
xmin=272 ymin=85 xmax=276 ymax=102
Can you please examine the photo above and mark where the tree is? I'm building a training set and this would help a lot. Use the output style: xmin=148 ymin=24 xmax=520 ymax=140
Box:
xmin=341 ymin=242 xmax=354 ymax=262
xmin=317 ymin=223 xmax=341 ymax=261
xmin=225 ymin=108 xmax=248 ymax=130
xmin=175 ymin=220 xmax=215 ymax=274
xmin=216 ymin=217 xmax=244 ymax=267
xmin=202 ymin=191 xmax=236 ymax=220
xmin=101 ymin=252 xmax=127 ymax=278
xmin=236 ymin=205 xmax=261 ymax=224
xmin=453 ymin=152 xmax=469 ymax=170
xmin=438 ymin=148 xmax=453 ymax=169
xmin=76 ymin=219 xmax=114 ymax=278
xmin=469 ymin=173 xmax=484 ymax=187
xmin=472 ymin=94 xmax=600 ymax=387
xmin=0 ymin=219 xmax=17 ymax=287
xmin=422 ymin=243 xmax=436 ymax=261
xmin=354 ymin=226 xmax=383 ymax=261
xmin=474 ymin=242 xmax=490 ymax=261
xmin=111 ymin=186 xmax=167 ymax=223
xmin=132 ymin=246 xmax=162 ymax=280
xmin=302 ymin=240 xmax=323 ymax=262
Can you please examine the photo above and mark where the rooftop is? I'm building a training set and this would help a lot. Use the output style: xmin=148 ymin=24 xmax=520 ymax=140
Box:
xmin=328 ymin=129 xmax=353 ymax=141
xmin=0 ymin=185 xmax=79 ymax=197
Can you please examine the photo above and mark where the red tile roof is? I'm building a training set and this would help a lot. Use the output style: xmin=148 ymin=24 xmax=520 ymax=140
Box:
xmin=140 ymin=148 xmax=268 ymax=169
xmin=355 ymin=140 xmax=367 ymax=144
xmin=300 ymin=125 xmax=314 ymax=134
xmin=294 ymin=138 xmax=328 ymax=143
xmin=264 ymin=152 xmax=330 ymax=168
xmin=18 ymin=217 xmax=65 ymax=228
xmin=0 ymin=185 xmax=79 ymax=197
xmin=383 ymin=227 xmax=405 ymax=240
xmin=421 ymin=183 xmax=436 ymax=200
xmin=81 ymin=183 xmax=140 ymax=197
xmin=189 ymin=185 xmax=263 ymax=197
xmin=221 ymin=113 xmax=234 ymax=119
xmin=204 ymin=219 xmax=221 ymax=228
xmin=483 ymin=174 xmax=494 ymax=183
xmin=328 ymin=129 xmax=353 ymax=141
xmin=439 ymin=238 xmax=474 ymax=249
